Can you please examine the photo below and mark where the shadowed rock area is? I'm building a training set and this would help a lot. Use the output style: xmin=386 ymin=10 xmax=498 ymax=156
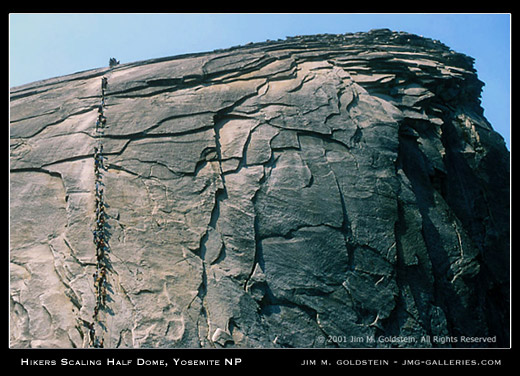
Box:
xmin=10 ymin=29 xmax=510 ymax=348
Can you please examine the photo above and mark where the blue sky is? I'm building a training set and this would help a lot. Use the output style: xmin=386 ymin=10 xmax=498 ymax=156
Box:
xmin=9 ymin=13 xmax=511 ymax=148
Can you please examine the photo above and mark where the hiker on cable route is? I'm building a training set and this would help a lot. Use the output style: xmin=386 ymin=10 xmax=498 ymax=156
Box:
xmin=109 ymin=57 xmax=119 ymax=68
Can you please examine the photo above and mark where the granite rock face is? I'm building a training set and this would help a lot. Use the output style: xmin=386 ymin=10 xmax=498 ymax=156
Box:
xmin=10 ymin=29 xmax=510 ymax=348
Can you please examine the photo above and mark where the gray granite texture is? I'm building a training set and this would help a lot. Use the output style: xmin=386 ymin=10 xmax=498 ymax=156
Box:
xmin=10 ymin=29 xmax=509 ymax=348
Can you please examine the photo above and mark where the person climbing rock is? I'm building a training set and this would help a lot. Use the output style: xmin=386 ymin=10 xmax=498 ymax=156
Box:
xmin=98 ymin=114 xmax=107 ymax=127
xmin=94 ymin=272 xmax=102 ymax=288
xmin=101 ymin=289 xmax=107 ymax=305
xmin=96 ymin=203 xmax=106 ymax=219
xmin=94 ymin=154 xmax=104 ymax=169
xmin=109 ymin=58 xmax=119 ymax=67
xmin=93 ymin=228 xmax=105 ymax=243
xmin=88 ymin=322 xmax=95 ymax=346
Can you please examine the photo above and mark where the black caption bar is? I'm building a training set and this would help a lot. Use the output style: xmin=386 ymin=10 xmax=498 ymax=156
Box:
xmin=7 ymin=348 xmax=513 ymax=371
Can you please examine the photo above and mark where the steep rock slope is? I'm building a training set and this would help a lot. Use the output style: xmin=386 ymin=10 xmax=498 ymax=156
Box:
xmin=10 ymin=29 xmax=510 ymax=348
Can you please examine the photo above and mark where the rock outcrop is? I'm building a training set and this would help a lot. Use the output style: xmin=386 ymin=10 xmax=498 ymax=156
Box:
xmin=10 ymin=29 xmax=510 ymax=348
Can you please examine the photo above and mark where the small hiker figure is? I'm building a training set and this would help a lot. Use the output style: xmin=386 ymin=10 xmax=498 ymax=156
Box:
xmin=94 ymin=163 xmax=101 ymax=177
xmin=101 ymin=77 xmax=108 ymax=91
xmin=98 ymin=114 xmax=107 ymax=127
xmin=88 ymin=322 xmax=96 ymax=346
xmin=94 ymin=272 xmax=102 ymax=289
xmin=94 ymin=153 xmax=105 ymax=169
xmin=109 ymin=57 xmax=120 ymax=68
xmin=95 ymin=181 xmax=104 ymax=195
xmin=101 ymin=288 xmax=107 ymax=305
